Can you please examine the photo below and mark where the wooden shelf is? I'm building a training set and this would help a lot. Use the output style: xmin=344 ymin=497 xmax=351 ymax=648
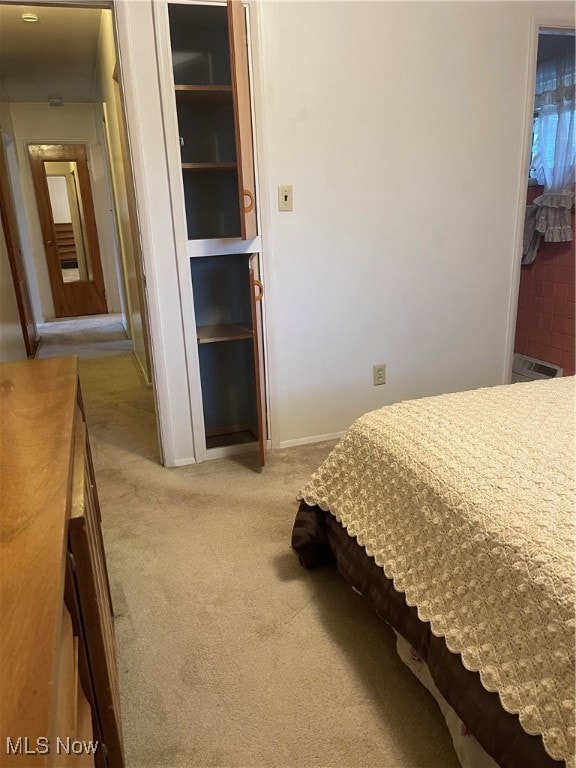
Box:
xmin=205 ymin=427 xmax=257 ymax=449
xmin=174 ymin=85 xmax=232 ymax=103
xmin=197 ymin=323 xmax=253 ymax=344
xmin=182 ymin=162 xmax=237 ymax=170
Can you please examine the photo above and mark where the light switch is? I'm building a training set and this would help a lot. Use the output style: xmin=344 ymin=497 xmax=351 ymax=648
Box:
xmin=278 ymin=185 xmax=293 ymax=211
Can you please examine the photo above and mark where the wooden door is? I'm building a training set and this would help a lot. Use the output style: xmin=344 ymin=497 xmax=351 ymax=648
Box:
xmin=0 ymin=133 xmax=36 ymax=355
xmin=249 ymin=253 xmax=266 ymax=466
xmin=28 ymin=144 xmax=108 ymax=318
xmin=228 ymin=0 xmax=257 ymax=240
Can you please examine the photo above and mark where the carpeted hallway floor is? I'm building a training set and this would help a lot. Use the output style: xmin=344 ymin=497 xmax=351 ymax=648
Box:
xmin=37 ymin=317 xmax=460 ymax=768
xmin=36 ymin=314 xmax=133 ymax=359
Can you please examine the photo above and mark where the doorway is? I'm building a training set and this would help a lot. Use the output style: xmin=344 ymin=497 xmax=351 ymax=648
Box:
xmin=0 ymin=1 xmax=161 ymax=458
xmin=29 ymin=143 xmax=108 ymax=317
xmin=512 ymin=26 xmax=575 ymax=380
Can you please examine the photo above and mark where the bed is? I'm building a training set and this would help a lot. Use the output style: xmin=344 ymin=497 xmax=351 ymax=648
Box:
xmin=292 ymin=377 xmax=575 ymax=768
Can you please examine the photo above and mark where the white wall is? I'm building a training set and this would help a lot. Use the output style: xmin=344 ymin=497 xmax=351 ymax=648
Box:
xmin=0 ymin=97 xmax=27 ymax=361
xmin=9 ymin=102 xmax=123 ymax=320
xmin=95 ymin=10 xmax=150 ymax=382
xmin=46 ymin=174 xmax=71 ymax=222
xmin=250 ymin=0 xmax=575 ymax=446
xmin=0 ymin=101 xmax=42 ymax=327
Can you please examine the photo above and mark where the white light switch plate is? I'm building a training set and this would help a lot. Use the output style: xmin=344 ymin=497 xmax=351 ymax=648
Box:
xmin=278 ymin=185 xmax=293 ymax=211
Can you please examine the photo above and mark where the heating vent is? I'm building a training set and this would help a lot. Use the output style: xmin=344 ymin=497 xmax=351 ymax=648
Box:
xmin=512 ymin=353 xmax=563 ymax=383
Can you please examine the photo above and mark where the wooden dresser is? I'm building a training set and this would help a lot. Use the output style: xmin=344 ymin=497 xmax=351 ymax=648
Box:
xmin=0 ymin=357 xmax=124 ymax=768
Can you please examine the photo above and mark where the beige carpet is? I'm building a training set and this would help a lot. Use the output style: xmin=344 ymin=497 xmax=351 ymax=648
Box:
xmin=39 ymin=323 xmax=460 ymax=768
xmin=36 ymin=314 xmax=133 ymax=359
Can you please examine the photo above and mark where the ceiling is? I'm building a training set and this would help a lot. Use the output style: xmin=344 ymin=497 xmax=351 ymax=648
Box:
xmin=0 ymin=5 xmax=105 ymax=103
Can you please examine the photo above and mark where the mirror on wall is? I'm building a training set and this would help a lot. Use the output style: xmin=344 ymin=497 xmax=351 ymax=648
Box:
xmin=44 ymin=161 xmax=93 ymax=283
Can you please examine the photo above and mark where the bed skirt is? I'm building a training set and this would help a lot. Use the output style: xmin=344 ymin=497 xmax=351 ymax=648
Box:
xmin=291 ymin=500 xmax=563 ymax=768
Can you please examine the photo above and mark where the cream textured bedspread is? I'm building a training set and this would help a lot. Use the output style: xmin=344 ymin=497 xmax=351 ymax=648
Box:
xmin=298 ymin=377 xmax=575 ymax=766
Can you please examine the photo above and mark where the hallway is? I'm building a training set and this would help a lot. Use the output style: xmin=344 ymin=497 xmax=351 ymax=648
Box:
xmin=36 ymin=314 xmax=160 ymax=469
xmin=36 ymin=314 xmax=133 ymax=359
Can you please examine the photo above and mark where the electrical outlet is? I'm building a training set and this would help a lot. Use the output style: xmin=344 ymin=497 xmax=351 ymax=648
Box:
xmin=373 ymin=363 xmax=386 ymax=386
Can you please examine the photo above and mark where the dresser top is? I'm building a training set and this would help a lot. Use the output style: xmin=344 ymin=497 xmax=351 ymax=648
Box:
xmin=0 ymin=356 xmax=79 ymax=746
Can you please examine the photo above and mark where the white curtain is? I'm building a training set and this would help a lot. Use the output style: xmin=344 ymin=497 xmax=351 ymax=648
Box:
xmin=531 ymin=53 xmax=575 ymax=242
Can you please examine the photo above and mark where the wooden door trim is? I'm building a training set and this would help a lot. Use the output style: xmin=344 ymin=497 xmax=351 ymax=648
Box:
xmin=228 ymin=0 xmax=258 ymax=241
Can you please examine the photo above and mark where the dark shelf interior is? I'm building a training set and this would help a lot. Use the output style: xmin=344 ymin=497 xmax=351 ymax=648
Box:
xmin=191 ymin=254 xmax=252 ymax=328
xmin=176 ymin=99 xmax=236 ymax=164
xmin=168 ymin=4 xmax=231 ymax=85
xmin=182 ymin=169 xmax=240 ymax=240
xmin=191 ymin=254 xmax=257 ymax=446
xmin=198 ymin=340 xmax=257 ymax=445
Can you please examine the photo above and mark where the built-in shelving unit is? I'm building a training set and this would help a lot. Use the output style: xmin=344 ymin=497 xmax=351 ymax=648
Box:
xmin=167 ymin=1 xmax=265 ymax=465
